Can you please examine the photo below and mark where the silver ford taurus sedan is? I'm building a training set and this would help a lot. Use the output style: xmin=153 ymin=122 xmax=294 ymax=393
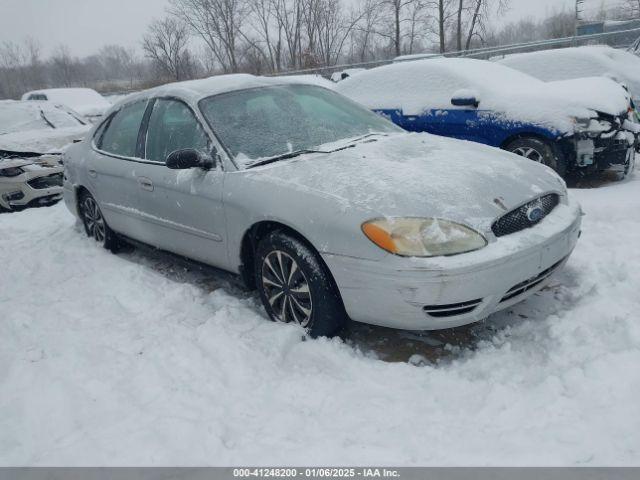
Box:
xmin=63 ymin=74 xmax=582 ymax=337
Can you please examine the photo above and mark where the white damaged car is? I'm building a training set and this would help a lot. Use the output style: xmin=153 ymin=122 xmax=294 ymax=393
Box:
xmin=0 ymin=100 xmax=89 ymax=212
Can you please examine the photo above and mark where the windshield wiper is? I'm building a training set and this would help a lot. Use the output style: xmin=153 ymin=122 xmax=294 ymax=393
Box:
xmin=347 ymin=132 xmax=388 ymax=143
xmin=39 ymin=109 xmax=56 ymax=129
xmin=246 ymin=149 xmax=330 ymax=169
xmin=245 ymin=133 xmax=389 ymax=169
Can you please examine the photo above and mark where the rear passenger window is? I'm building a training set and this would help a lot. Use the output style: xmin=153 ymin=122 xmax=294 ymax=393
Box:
xmin=145 ymin=99 xmax=210 ymax=163
xmin=99 ymin=101 xmax=147 ymax=158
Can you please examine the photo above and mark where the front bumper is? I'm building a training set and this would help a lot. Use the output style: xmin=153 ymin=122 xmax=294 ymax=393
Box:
xmin=569 ymin=121 xmax=638 ymax=172
xmin=323 ymin=199 xmax=582 ymax=331
xmin=0 ymin=167 xmax=64 ymax=210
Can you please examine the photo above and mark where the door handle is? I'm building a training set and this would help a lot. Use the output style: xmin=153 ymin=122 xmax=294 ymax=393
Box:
xmin=87 ymin=169 xmax=97 ymax=178
xmin=137 ymin=177 xmax=154 ymax=192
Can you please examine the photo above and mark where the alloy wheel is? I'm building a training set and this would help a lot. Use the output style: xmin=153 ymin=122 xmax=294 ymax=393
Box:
xmin=512 ymin=146 xmax=544 ymax=163
xmin=82 ymin=196 xmax=106 ymax=243
xmin=261 ymin=250 xmax=313 ymax=327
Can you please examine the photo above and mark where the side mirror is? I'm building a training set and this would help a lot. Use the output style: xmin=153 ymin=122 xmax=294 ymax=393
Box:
xmin=451 ymin=89 xmax=480 ymax=108
xmin=166 ymin=148 xmax=216 ymax=170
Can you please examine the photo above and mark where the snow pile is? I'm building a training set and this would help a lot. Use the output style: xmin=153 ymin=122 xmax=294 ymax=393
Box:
xmin=497 ymin=45 xmax=640 ymax=101
xmin=1 ymin=171 xmax=640 ymax=465
xmin=21 ymin=88 xmax=111 ymax=118
xmin=335 ymin=57 xmax=630 ymax=132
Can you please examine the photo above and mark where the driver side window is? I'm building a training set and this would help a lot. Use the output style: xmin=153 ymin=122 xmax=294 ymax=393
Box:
xmin=145 ymin=99 xmax=210 ymax=163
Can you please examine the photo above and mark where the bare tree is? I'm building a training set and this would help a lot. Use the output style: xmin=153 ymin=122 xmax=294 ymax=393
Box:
xmin=170 ymin=0 xmax=248 ymax=73
xmin=50 ymin=45 xmax=76 ymax=87
xmin=623 ymin=0 xmax=640 ymax=18
xmin=247 ymin=0 xmax=283 ymax=72
xmin=271 ymin=0 xmax=305 ymax=69
xmin=349 ymin=0 xmax=385 ymax=62
xmin=142 ymin=17 xmax=192 ymax=81
xmin=425 ymin=0 xmax=455 ymax=53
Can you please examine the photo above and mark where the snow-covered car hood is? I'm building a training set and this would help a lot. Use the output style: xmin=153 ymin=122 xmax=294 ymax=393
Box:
xmin=544 ymin=77 xmax=630 ymax=117
xmin=497 ymin=45 xmax=640 ymax=102
xmin=0 ymin=126 xmax=89 ymax=155
xmin=247 ymin=133 xmax=565 ymax=232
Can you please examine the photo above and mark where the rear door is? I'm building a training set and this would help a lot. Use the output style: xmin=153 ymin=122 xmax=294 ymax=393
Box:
xmin=86 ymin=99 xmax=148 ymax=236
xmin=131 ymin=97 xmax=227 ymax=268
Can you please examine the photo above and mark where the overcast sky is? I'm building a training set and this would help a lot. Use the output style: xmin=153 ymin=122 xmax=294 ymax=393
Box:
xmin=0 ymin=0 xmax=609 ymax=57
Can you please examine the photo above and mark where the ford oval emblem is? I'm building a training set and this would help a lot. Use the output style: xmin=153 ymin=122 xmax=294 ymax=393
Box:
xmin=527 ymin=206 xmax=544 ymax=223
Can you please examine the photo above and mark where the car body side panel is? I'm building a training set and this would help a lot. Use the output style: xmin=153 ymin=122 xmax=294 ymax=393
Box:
xmin=132 ymin=162 xmax=228 ymax=267
xmin=375 ymin=108 xmax=561 ymax=148
xmin=221 ymin=170 xmax=387 ymax=275
xmin=82 ymin=150 xmax=142 ymax=236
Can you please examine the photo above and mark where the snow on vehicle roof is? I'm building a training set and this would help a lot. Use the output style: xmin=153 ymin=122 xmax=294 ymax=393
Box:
xmin=335 ymin=57 xmax=630 ymax=132
xmin=497 ymin=45 xmax=640 ymax=99
xmin=21 ymin=88 xmax=111 ymax=117
xmin=116 ymin=73 xmax=335 ymax=110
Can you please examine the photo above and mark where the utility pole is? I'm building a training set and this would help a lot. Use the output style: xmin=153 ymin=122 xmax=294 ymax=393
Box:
xmin=575 ymin=0 xmax=586 ymax=24
xmin=575 ymin=0 xmax=586 ymax=35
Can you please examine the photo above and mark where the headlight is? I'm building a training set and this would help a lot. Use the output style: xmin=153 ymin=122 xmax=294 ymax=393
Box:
xmin=571 ymin=117 xmax=593 ymax=131
xmin=362 ymin=217 xmax=487 ymax=257
xmin=0 ymin=167 xmax=24 ymax=177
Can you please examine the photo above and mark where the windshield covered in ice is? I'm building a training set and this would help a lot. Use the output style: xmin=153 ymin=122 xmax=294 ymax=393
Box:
xmin=0 ymin=102 xmax=85 ymax=135
xmin=199 ymin=84 xmax=401 ymax=168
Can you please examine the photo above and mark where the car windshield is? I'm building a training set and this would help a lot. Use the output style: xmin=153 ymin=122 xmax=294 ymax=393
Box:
xmin=0 ymin=102 xmax=85 ymax=135
xmin=199 ymin=84 xmax=401 ymax=168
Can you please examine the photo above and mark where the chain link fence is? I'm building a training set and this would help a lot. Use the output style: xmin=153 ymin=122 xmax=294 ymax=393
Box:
xmin=275 ymin=27 xmax=640 ymax=79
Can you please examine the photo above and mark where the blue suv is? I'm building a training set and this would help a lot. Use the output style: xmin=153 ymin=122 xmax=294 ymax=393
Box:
xmin=336 ymin=58 xmax=637 ymax=178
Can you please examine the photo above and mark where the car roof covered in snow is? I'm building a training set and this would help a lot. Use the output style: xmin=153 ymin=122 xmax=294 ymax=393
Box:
xmin=496 ymin=45 xmax=640 ymax=98
xmin=114 ymin=74 xmax=335 ymax=111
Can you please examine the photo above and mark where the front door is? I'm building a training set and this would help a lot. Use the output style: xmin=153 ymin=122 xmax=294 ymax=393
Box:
xmin=132 ymin=98 xmax=227 ymax=268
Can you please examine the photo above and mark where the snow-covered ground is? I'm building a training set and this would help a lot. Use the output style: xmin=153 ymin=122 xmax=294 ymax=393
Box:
xmin=1 ymin=173 xmax=639 ymax=465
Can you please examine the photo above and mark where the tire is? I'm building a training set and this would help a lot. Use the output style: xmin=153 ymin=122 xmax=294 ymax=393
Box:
xmin=255 ymin=230 xmax=347 ymax=338
xmin=622 ymin=148 xmax=636 ymax=179
xmin=505 ymin=137 xmax=567 ymax=177
xmin=79 ymin=191 xmax=120 ymax=252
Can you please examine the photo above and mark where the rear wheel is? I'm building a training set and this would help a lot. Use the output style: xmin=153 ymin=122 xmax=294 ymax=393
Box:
xmin=506 ymin=137 xmax=567 ymax=177
xmin=79 ymin=191 xmax=119 ymax=252
xmin=255 ymin=231 xmax=347 ymax=338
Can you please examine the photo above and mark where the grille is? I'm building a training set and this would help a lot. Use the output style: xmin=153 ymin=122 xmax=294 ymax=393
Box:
xmin=492 ymin=194 xmax=559 ymax=238
xmin=423 ymin=299 xmax=483 ymax=318
xmin=28 ymin=173 xmax=63 ymax=190
xmin=500 ymin=257 xmax=566 ymax=303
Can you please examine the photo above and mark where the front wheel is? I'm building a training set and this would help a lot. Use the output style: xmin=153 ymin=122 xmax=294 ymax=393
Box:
xmin=622 ymin=148 xmax=636 ymax=179
xmin=79 ymin=191 xmax=119 ymax=252
xmin=255 ymin=231 xmax=347 ymax=338
xmin=505 ymin=137 xmax=567 ymax=177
